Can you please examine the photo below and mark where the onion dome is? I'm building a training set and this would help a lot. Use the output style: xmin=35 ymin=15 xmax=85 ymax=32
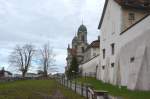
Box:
xmin=78 ymin=24 xmax=87 ymax=33
xmin=72 ymin=36 xmax=78 ymax=43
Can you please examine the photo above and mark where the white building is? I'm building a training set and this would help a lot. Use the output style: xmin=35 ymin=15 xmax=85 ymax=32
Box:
xmin=0 ymin=70 xmax=12 ymax=78
xmin=98 ymin=0 xmax=150 ymax=90
xmin=80 ymin=38 xmax=100 ymax=77
xmin=25 ymin=73 xmax=39 ymax=78
xmin=83 ymin=38 xmax=100 ymax=62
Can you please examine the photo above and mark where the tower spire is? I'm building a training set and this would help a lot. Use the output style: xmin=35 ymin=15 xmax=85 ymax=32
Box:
xmin=82 ymin=17 xmax=83 ymax=25
xmin=74 ymin=30 xmax=77 ymax=37
xmin=68 ymin=44 xmax=70 ymax=49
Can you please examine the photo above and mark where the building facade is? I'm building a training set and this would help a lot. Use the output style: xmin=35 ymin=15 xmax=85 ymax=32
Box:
xmin=98 ymin=0 xmax=150 ymax=90
xmin=66 ymin=24 xmax=100 ymax=76
xmin=83 ymin=38 xmax=100 ymax=62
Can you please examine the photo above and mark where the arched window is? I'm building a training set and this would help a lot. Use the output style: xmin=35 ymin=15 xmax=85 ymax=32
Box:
xmin=82 ymin=35 xmax=84 ymax=41
xmin=82 ymin=47 xmax=84 ymax=53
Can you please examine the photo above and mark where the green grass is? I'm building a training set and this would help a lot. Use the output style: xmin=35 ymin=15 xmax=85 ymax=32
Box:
xmin=75 ymin=77 xmax=150 ymax=99
xmin=0 ymin=79 xmax=85 ymax=99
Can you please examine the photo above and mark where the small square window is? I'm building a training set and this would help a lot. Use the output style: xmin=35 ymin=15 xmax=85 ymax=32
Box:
xmin=130 ymin=57 xmax=135 ymax=63
xmin=111 ymin=63 xmax=115 ymax=68
xmin=102 ymin=66 xmax=105 ymax=70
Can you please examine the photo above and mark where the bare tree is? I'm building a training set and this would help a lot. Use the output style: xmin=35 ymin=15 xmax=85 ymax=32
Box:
xmin=9 ymin=44 xmax=35 ymax=77
xmin=38 ymin=43 xmax=56 ymax=77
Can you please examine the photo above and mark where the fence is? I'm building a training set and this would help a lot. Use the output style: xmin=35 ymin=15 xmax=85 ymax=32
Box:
xmin=0 ymin=77 xmax=52 ymax=83
xmin=57 ymin=77 xmax=109 ymax=99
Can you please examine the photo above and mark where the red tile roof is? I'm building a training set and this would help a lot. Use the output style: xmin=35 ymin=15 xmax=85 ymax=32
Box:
xmin=85 ymin=40 xmax=100 ymax=51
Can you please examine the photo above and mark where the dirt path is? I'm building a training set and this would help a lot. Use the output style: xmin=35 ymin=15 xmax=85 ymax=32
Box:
xmin=51 ymin=89 xmax=66 ymax=99
xmin=30 ymin=89 xmax=66 ymax=99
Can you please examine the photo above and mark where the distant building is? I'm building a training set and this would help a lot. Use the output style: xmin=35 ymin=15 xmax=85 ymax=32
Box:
xmin=84 ymin=37 xmax=100 ymax=62
xmin=0 ymin=68 xmax=12 ymax=78
xmin=25 ymin=73 xmax=39 ymax=78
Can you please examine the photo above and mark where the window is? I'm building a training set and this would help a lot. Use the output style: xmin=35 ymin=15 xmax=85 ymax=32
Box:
xmin=102 ymin=65 xmax=105 ymax=70
xmin=111 ymin=63 xmax=115 ymax=68
xmin=82 ymin=35 xmax=85 ymax=41
xmin=93 ymin=53 xmax=96 ymax=57
xmin=111 ymin=43 xmax=115 ymax=55
xmin=129 ymin=13 xmax=135 ymax=20
xmin=103 ymin=49 xmax=105 ymax=59
xmin=130 ymin=57 xmax=135 ymax=63
xmin=75 ymin=45 xmax=77 ymax=49
xmin=82 ymin=47 xmax=84 ymax=53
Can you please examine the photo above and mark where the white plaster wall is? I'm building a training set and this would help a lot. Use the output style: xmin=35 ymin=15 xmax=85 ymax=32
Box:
xmin=116 ymin=16 xmax=150 ymax=90
xmin=99 ymin=0 xmax=122 ymax=83
xmin=79 ymin=56 xmax=100 ymax=76
xmin=91 ymin=48 xmax=100 ymax=57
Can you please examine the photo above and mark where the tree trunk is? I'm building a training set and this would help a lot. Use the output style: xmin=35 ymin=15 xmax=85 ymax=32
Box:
xmin=22 ymin=71 xmax=26 ymax=78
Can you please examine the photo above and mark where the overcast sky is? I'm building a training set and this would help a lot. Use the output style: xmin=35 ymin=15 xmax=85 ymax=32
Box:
xmin=0 ymin=0 xmax=105 ymax=74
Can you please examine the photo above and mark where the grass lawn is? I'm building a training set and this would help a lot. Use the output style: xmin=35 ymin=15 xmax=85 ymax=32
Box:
xmin=0 ymin=79 xmax=85 ymax=99
xmin=75 ymin=77 xmax=150 ymax=99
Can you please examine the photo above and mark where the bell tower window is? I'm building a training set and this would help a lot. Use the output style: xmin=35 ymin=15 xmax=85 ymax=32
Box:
xmin=82 ymin=47 xmax=84 ymax=53
xmin=82 ymin=35 xmax=84 ymax=41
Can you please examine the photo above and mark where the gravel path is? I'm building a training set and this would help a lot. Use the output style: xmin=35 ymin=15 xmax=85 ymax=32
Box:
xmin=29 ymin=89 xmax=66 ymax=99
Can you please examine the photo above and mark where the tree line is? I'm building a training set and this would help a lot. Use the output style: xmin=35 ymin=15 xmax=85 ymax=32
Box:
xmin=8 ymin=43 xmax=56 ymax=77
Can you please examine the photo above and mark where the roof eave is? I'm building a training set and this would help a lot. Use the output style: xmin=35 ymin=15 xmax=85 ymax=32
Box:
xmin=98 ymin=0 xmax=109 ymax=29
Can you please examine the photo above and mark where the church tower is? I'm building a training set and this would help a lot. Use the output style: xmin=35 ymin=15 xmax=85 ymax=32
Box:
xmin=66 ymin=24 xmax=89 ymax=71
xmin=76 ymin=24 xmax=88 ymax=63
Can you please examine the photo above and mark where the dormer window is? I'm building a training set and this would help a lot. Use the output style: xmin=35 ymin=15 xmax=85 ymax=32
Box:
xmin=102 ymin=65 xmax=105 ymax=70
xmin=129 ymin=13 xmax=135 ymax=21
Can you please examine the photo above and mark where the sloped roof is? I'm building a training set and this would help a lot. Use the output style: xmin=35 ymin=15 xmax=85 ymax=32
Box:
xmin=115 ymin=0 xmax=150 ymax=10
xmin=0 ymin=70 xmax=12 ymax=75
xmin=98 ymin=0 xmax=150 ymax=29
xmin=85 ymin=40 xmax=100 ymax=51
xmin=78 ymin=24 xmax=87 ymax=33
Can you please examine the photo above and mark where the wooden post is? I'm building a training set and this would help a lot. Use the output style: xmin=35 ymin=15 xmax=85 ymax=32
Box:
xmin=67 ymin=79 xmax=68 ymax=88
xmin=63 ymin=77 xmax=65 ymax=85
xmin=85 ymin=73 xmax=86 ymax=80
xmin=64 ymin=78 xmax=65 ymax=86
xmin=81 ymin=83 xmax=83 ymax=96
xmin=70 ymin=80 xmax=72 ymax=89
xmin=61 ymin=76 xmax=63 ymax=85
xmin=75 ymin=81 xmax=77 ymax=93
xmin=86 ymin=85 xmax=88 ymax=99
